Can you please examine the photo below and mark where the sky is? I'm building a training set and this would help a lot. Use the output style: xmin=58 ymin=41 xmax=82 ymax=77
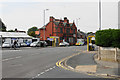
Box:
xmin=0 ymin=0 xmax=119 ymax=33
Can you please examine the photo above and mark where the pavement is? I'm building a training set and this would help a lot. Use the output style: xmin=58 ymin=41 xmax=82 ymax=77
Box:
xmin=64 ymin=50 xmax=120 ymax=79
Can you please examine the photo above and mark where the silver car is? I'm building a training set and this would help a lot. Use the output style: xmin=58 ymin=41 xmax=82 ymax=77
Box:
xmin=2 ymin=42 xmax=11 ymax=48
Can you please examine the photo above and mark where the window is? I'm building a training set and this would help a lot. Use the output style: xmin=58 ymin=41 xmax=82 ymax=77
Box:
xmin=66 ymin=37 xmax=69 ymax=42
xmin=73 ymin=29 xmax=75 ymax=33
xmin=60 ymin=37 xmax=63 ymax=40
xmin=55 ymin=27 xmax=58 ymax=30
xmin=67 ymin=24 xmax=69 ymax=27
xmin=56 ymin=38 xmax=59 ymax=43
xmin=61 ymin=23 xmax=62 ymax=26
xmin=66 ymin=28 xmax=70 ymax=33
xmin=60 ymin=28 xmax=63 ymax=33
xmin=69 ymin=38 xmax=73 ymax=43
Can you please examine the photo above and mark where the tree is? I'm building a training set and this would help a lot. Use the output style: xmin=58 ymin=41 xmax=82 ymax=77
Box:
xmin=27 ymin=27 xmax=38 ymax=37
xmin=7 ymin=30 xmax=15 ymax=32
xmin=87 ymin=32 xmax=93 ymax=35
xmin=0 ymin=19 xmax=6 ymax=31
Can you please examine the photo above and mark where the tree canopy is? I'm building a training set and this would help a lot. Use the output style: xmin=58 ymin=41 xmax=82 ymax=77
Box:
xmin=27 ymin=27 xmax=38 ymax=37
xmin=95 ymin=29 xmax=120 ymax=48
xmin=0 ymin=19 xmax=6 ymax=31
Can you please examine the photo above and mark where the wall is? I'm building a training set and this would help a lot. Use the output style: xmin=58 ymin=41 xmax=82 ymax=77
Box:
xmin=99 ymin=47 xmax=120 ymax=62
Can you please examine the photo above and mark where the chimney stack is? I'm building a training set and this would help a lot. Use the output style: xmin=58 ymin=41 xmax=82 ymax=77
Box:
xmin=64 ymin=17 xmax=69 ymax=23
xmin=50 ymin=16 xmax=54 ymax=22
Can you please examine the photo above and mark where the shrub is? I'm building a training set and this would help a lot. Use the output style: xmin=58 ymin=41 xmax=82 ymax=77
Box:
xmin=95 ymin=29 xmax=120 ymax=48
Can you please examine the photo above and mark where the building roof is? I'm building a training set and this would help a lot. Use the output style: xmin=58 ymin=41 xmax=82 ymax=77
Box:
xmin=0 ymin=32 xmax=31 ymax=38
xmin=54 ymin=20 xmax=73 ymax=27
xmin=70 ymin=23 xmax=73 ymax=27
xmin=63 ymin=22 xmax=67 ymax=26
xmin=54 ymin=22 xmax=60 ymax=26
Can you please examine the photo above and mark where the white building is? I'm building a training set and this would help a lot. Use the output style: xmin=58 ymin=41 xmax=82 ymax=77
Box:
xmin=0 ymin=32 xmax=32 ymax=44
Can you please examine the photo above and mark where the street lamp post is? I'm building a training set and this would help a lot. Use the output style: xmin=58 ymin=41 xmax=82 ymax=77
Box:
xmin=43 ymin=9 xmax=49 ymax=47
xmin=99 ymin=0 xmax=101 ymax=30
xmin=98 ymin=0 xmax=101 ymax=60
xmin=76 ymin=18 xmax=80 ymax=28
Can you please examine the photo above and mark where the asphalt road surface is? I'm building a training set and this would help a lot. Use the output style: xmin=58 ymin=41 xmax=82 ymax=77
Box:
xmin=2 ymin=46 xmax=115 ymax=79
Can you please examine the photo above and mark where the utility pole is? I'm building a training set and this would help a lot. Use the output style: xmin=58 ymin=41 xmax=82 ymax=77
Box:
xmin=98 ymin=0 xmax=101 ymax=60
xmin=99 ymin=0 xmax=101 ymax=30
xmin=43 ymin=9 xmax=49 ymax=47
xmin=76 ymin=18 xmax=80 ymax=28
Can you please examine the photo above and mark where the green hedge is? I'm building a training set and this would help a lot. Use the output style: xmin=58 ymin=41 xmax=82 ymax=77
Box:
xmin=95 ymin=29 xmax=120 ymax=48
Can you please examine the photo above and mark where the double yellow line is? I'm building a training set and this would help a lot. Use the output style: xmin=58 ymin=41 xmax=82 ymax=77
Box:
xmin=56 ymin=53 xmax=81 ymax=70
xmin=55 ymin=53 xmax=117 ymax=79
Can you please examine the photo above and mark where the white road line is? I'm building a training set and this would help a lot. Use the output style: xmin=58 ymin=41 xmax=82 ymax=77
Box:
xmin=31 ymin=53 xmax=39 ymax=55
xmin=33 ymin=66 xmax=56 ymax=78
xmin=11 ymin=64 xmax=23 ymax=67
xmin=49 ymin=68 xmax=53 ymax=70
xmin=2 ymin=58 xmax=14 ymax=61
xmin=53 ymin=66 xmax=56 ymax=68
xmin=2 ymin=56 xmax=22 ymax=62
xmin=24 ymin=47 xmax=32 ymax=48
xmin=15 ymin=56 xmax=22 ymax=59
xmin=37 ymin=74 xmax=40 ymax=76
xmin=45 ymin=69 xmax=50 ymax=72
xmin=40 ymin=72 xmax=45 ymax=75
xmin=3 ymin=50 xmax=21 ymax=52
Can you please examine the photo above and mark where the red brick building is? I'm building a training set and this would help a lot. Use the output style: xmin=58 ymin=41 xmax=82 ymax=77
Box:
xmin=36 ymin=16 xmax=77 ymax=45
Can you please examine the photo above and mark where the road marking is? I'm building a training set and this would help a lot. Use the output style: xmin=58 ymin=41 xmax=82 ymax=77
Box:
xmin=31 ymin=53 xmax=39 ymax=55
xmin=3 ymin=50 xmax=21 ymax=52
xmin=15 ymin=56 xmax=22 ymax=59
xmin=40 ymin=72 xmax=45 ymax=74
xmin=24 ymin=47 xmax=32 ymax=48
xmin=55 ymin=52 xmax=116 ymax=79
xmin=2 ymin=56 xmax=22 ymax=62
xmin=56 ymin=52 xmax=81 ymax=71
xmin=53 ymin=66 xmax=56 ymax=68
xmin=32 ymin=66 xmax=56 ymax=78
xmin=49 ymin=68 xmax=53 ymax=70
xmin=37 ymin=73 xmax=40 ymax=76
xmin=45 ymin=69 xmax=50 ymax=72
xmin=2 ymin=58 xmax=14 ymax=61
xmin=11 ymin=64 xmax=23 ymax=67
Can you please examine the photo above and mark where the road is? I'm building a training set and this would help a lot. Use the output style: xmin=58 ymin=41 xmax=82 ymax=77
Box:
xmin=2 ymin=46 xmax=115 ymax=79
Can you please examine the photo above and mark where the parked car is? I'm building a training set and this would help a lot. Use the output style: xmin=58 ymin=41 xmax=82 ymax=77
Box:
xmin=75 ymin=39 xmax=85 ymax=46
xmin=75 ymin=41 xmax=84 ymax=46
xmin=40 ymin=41 xmax=48 ymax=47
xmin=59 ymin=41 xmax=69 ymax=47
xmin=2 ymin=42 xmax=11 ymax=48
xmin=30 ymin=41 xmax=41 ymax=47
xmin=30 ymin=41 xmax=48 ymax=47
xmin=25 ymin=41 xmax=32 ymax=46
xmin=11 ymin=42 xmax=20 ymax=48
xmin=20 ymin=42 xmax=27 ymax=47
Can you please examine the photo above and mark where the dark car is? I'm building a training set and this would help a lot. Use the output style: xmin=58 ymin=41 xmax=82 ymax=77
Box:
xmin=40 ymin=41 xmax=48 ymax=47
